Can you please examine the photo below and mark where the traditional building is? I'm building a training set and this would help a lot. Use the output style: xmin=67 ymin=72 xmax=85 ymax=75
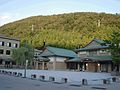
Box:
xmin=33 ymin=49 xmax=50 ymax=70
xmin=67 ymin=38 xmax=113 ymax=72
xmin=39 ymin=46 xmax=77 ymax=70
xmin=0 ymin=35 xmax=20 ymax=68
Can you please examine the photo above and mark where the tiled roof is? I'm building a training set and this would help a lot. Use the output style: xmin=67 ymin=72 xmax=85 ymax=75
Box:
xmin=0 ymin=35 xmax=20 ymax=41
xmin=37 ymin=56 xmax=50 ymax=61
xmin=94 ymin=38 xmax=105 ymax=44
xmin=40 ymin=46 xmax=77 ymax=58
xmin=66 ymin=57 xmax=82 ymax=62
xmin=75 ymin=46 xmax=109 ymax=51
xmin=82 ymin=56 xmax=112 ymax=61
xmin=66 ymin=56 xmax=112 ymax=62
xmin=75 ymin=38 xmax=109 ymax=52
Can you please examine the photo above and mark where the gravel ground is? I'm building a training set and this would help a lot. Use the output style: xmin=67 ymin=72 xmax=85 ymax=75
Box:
xmin=0 ymin=73 xmax=120 ymax=90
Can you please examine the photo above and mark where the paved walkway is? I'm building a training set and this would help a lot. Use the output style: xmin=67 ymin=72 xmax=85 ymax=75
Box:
xmin=0 ymin=74 xmax=120 ymax=90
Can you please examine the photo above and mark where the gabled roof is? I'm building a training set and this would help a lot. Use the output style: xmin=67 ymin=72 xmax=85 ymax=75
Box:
xmin=40 ymin=46 xmax=77 ymax=58
xmin=75 ymin=38 xmax=109 ymax=52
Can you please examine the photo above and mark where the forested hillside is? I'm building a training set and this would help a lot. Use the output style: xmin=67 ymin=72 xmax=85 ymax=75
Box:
xmin=0 ymin=12 xmax=120 ymax=49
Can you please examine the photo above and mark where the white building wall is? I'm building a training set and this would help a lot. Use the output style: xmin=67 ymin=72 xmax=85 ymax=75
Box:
xmin=0 ymin=37 xmax=20 ymax=58
xmin=48 ymin=56 xmax=66 ymax=70
xmin=48 ymin=57 xmax=65 ymax=62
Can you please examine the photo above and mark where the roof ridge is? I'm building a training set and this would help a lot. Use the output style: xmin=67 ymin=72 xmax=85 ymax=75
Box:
xmin=47 ymin=46 xmax=73 ymax=52
xmin=46 ymin=47 xmax=57 ymax=55
xmin=94 ymin=38 xmax=105 ymax=44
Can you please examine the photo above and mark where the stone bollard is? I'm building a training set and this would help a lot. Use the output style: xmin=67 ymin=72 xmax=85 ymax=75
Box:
xmin=112 ymin=77 xmax=117 ymax=82
xmin=8 ymin=71 xmax=12 ymax=75
xmin=13 ymin=72 xmax=17 ymax=76
xmin=4 ymin=71 xmax=8 ymax=74
xmin=18 ymin=73 xmax=22 ymax=77
xmin=39 ymin=75 xmax=45 ymax=80
xmin=49 ymin=77 xmax=55 ymax=82
xmin=31 ymin=74 xmax=36 ymax=79
xmin=61 ymin=78 xmax=68 ymax=83
xmin=103 ymin=79 xmax=107 ymax=84
xmin=103 ymin=79 xmax=110 ymax=84
xmin=2 ymin=70 xmax=5 ymax=73
xmin=107 ymin=79 xmax=110 ymax=84
xmin=82 ymin=79 xmax=88 ymax=85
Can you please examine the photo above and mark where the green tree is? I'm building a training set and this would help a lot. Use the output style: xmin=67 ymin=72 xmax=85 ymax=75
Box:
xmin=0 ymin=12 xmax=120 ymax=49
xmin=12 ymin=44 xmax=34 ymax=68
xmin=106 ymin=32 xmax=120 ymax=71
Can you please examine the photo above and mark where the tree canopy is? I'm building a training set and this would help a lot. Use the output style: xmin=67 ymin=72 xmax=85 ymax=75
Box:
xmin=0 ymin=12 xmax=120 ymax=49
xmin=108 ymin=32 xmax=120 ymax=63
xmin=12 ymin=44 xmax=34 ymax=67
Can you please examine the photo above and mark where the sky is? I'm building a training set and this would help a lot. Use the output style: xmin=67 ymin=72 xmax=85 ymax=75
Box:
xmin=0 ymin=0 xmax=120 ymax=26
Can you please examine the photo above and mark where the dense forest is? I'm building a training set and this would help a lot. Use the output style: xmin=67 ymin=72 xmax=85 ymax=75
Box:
xmin=0 ymin=12 xmax=120 ymax=49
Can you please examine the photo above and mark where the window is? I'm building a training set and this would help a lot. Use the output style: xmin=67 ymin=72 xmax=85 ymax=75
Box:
xmin=0 ymin=41 xmax=4 ymax=46
xmin=89 ymin=50 xmax=97 ymax=56
xmin=0 ymin=49 xmax=4 ymax=54
xmin=79 ymin=51 xmax=87 ymax=55
xmin=6 ymin=50 xmax=11 ymax=55
xmin=13 ymin=43 xmax=18 ymax=48
xmin=6 ymin=42 xmax=11 ymax=47
xmin=99 ymin=50 xmax=107 ymax=53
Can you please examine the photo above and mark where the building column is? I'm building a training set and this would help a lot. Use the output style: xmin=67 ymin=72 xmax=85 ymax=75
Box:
xmin=119 ymin=63 xmax=120 ymax=72
xmin=82 ymin=63 xmax=85 ymax=71
xmin=10 ymin=61 xmax=12 ymax=68
xmin=2 ymin=61 xmax=5 ymax=67
xmin=86 ymin=63 xmax=89 ymax=71
xmin=53 ymin=57 xmax=56 ymax=70
xmin=42 ymin=62 xmax=45 ymax=70
xmin=77 ymin=63 xmax=80 ymax=71
xmin=97 ymin=63 xmax=101 ymax=72
xmin=35 ymin=61 xmax=38 ymax=69
xmin=108 ymin=63 xmax=112 ymax=72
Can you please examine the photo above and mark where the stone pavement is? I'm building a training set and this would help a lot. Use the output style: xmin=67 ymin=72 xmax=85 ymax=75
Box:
xmin=0 ymin=74 xmax=120 ymax=90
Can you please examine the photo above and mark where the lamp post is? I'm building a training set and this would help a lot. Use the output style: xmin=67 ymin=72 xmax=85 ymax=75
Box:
xmin=24 ymin=60 xmax=28 ymax=78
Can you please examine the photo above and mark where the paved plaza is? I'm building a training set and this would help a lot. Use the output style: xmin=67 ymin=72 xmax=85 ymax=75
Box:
xmin=0 ymin=73 xmax=120 ymax=90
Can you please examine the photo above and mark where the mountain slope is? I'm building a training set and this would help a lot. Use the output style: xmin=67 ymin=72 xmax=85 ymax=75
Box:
xmin=0 ymin=12 xmax=120 ymax=49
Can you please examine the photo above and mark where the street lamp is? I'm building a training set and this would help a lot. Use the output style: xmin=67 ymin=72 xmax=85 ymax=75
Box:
xmin=24 ymin=60 xmax=28 ymax=78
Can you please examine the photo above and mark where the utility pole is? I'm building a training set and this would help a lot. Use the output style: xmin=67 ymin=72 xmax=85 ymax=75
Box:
xmin=31 ymin=24 xmax=34 ymax=32
xmin=97 ymin=19 xmax=101 ymax=27
xmin=31 ymin=24 xmax=34 ymax=45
